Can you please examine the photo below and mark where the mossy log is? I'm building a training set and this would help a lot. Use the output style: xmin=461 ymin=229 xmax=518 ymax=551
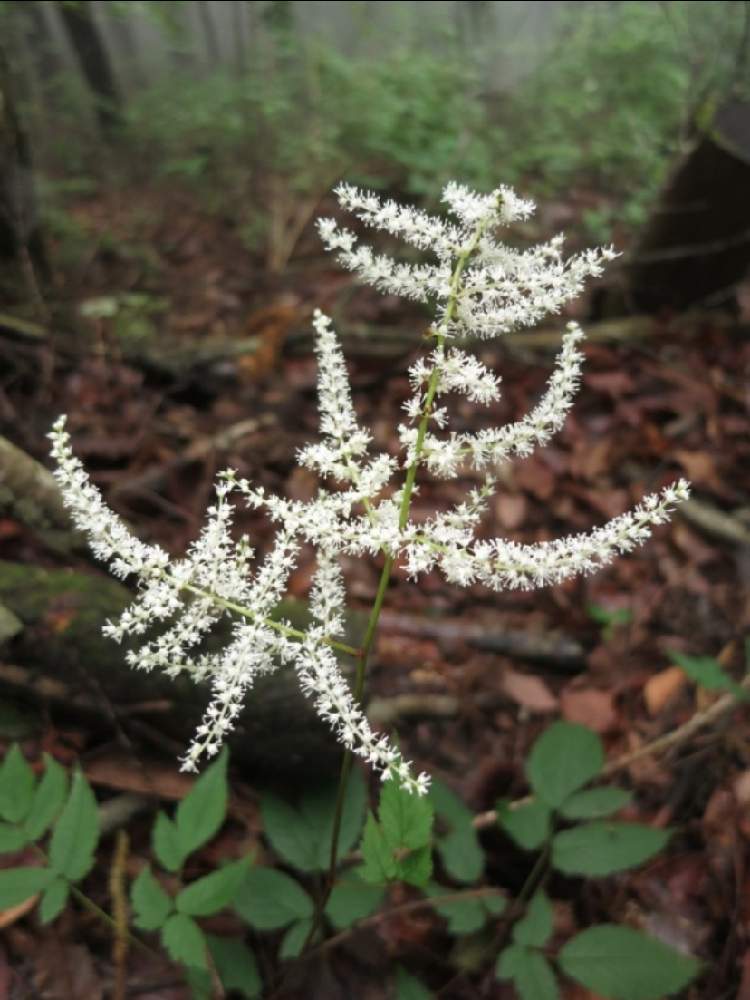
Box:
xmin=0 ymin=560 xmax=365 ymax=782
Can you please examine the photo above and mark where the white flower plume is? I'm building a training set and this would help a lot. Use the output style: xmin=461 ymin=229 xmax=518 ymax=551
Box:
xmin=49 ymin=181 xmax=688 ymax=795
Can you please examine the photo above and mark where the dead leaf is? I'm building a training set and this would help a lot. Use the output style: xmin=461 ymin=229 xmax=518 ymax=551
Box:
xmin=85 ymin=752 xmax=194 ymax=800
xmin=494 ymin=492 xmax=527 ymax=530
xmin=33 ymin=939 xmax=103 ymax=1000
xmin=514 ymin=456 xmax=556 ymax=500
xmin=502 ymin=670 xmax=558 ymax=713
xmin=0 ymin=894 xmax=39 ymax=930
xmin=560 ymin=686 xmax=617 ymax=733
xmin=643 ymin=667 xmax=687 ymax=716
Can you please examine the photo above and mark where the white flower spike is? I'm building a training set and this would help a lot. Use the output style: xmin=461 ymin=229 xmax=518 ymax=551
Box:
xmin=50 ymin=181 xmax=688 ymax=795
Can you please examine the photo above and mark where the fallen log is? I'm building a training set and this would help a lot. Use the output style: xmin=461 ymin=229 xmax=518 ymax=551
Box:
xmin=0 ymin=560 xmax=365 ymax=782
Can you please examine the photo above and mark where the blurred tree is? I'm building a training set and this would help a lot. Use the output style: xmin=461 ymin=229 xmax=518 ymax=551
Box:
xmin=56 ymin=0 xmax=122 ymax=138
xmin=197 ymin=0 xmax=220 ymax=68
xmin=0 ymin=38 xmax=50 ymax=302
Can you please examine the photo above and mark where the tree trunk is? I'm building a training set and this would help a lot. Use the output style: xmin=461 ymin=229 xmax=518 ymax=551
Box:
xmin=626 ymin=98 xmax=750 ymax=313
xmin=197 ymin=0 xmax=221 ymax=69
xmin=102 ymin=2 xmax=147 ymax=90
xmin=56 ymin=0 xmax=121 ymax=139
xmin=0 ymin=41 xmax=50 ymax=295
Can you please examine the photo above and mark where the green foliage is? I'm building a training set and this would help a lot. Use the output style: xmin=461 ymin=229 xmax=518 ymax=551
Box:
xmin=513 ymin=891 xmax=553 ymax=949
xmin=395 ymin=965 xmax=433 ymax=999
xmin=559 ymin=787 xmax=632 ymax=821
xmin=260 ymin=768 xmax=366 ymax=872
xmin=359 ymin=780 xmax=434 ymax=887
xmin=234 ymin=865 xmax=314 ymax=930
xmin=426 ymin=884 xmax=506 ymax=936
xmin=176 ymin=859 xmax=248 ymax=917
xmin=429 ymin=779 xmax=484 ymax=883
xmin=24 ymin=755 xmax=69 ymax=840
xmin=152 ymin=811 xmax=184 ymax=872
xmin=552 ymin=821 xmax=670 ymax=877
xmin=588 ymin=603 xmax=633 ymax=641
xmin=492 ymin=723 xmax=699 ymax=998
xmin=0 ymin=718 xmax=701 ymax=1000
xmin=527 ymin=722 xmax=604 ymax=810
xmin=325 ymin=872 xmax=385 ymax=930
xmin=497 ymin=798 xmax=551 ymax=851
xmin=558 ymin=924 xmax=701 ymax=999
xmin=174 ymin=748 xmax=228 ymax=858
xmin=0 ymin=749 xmax=94 ymax=919
xmin=0 ymin=866 xmax=54 ymax=907
xmin=0 ymin=744 xmax=35 ymax=823
xmin=39 ymin=876 xmax=70 ymax=925
xmin=205 ymin=935 xmax=261 ymax=999
xmin=131 ymin=865 xmax=173 ymax=930
xmin=49 ymin=769 xmax=99 ymax=881
xmin=161 ymin=912 xmax=208 ymax=969
xmin=497 ymin=945 xmax=559 ymax=1000
xmin=669 ymin=650 xmax=749 ymax=700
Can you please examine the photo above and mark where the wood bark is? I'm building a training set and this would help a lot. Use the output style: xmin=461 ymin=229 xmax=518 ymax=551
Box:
xmin=627 ymin=98 xmax=750 ymax=312
xmin=0 ymin=40 xmax=49 ymax=286
xmin=56 ymin=0 xmax=121 ymax=138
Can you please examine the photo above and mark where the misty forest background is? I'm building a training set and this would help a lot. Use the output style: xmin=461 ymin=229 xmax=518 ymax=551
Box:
xmin=2 ymin=2 xmax=750 ymax=998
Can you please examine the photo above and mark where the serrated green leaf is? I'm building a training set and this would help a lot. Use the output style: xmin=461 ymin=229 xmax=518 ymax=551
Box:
xmin=513 ymin=891 xmax=553 ymax=947
xmin=436 ymin=826 xmax=484 ymax=883
xmin=429 ymin=779 xmax=472 ymax=828
xmin=484 ymin=893 xmax=507 ymax=915
xmin=430 ymin=782 xmax=483 ymax=883
xmin=175 ymin=749 xmax=228 ymax=860
xmin=23 ymin=755 xmax=68 ymax=841
xmin=206 ymin=935 xmax=261 ymax=997
xmin=426 ymin=885 xmax=486 ymax=935
xmin=39 ymin=876 xmax=69 ymax=924
xmin=359 ymin=811 xmax=397 ymax=884
xmin=177 ymin=858 xmax=248 ymax=916
xmin=380 ymin=779 xmax=433 ymax=851
xmin=560 ymin=787 xmax=632 ymax=820
xmin=325 ymin=874 xmax=385 ymax=929
xmin=527 ymin=723 xmax=604 ymax=810
xmin=153 ymin=812 xmax=184 ymax=872
xmin=184 ymin=966 xmax=213 ymax=1000
xmin=131 ymin=865 xmax=173 ymax=930
xmin=0 ymin=744 xmax=35 ymax=824
xmin=161 ymin=913 xmax=208 ymax=969
xmin=395 ymin=965 xmax=433 ymax=999
xmin=497 ymin=798 xmax=551 ymax=850
xmin=558 ymin=925 xmax=701 ymax=999
xmin=552 ymin=822 xmax=670 ymax=877
xmin=0 ymin=866 xmax=53 ymax=907
xmin=669 ymin=651 xmax=748 ymax=700
xmin=280 ymin=917 xmax=313 ymax=959
xmin=234 ymin=865 xmax=314 ymax=930
xmin=396 ymin=844 xmax=432 ymax=888
xmin=496 ymin=944 xmax=559 ymax=1000
xmin=49 ymin=769 xmax=98 ymax=881
xmin=0 ymin=823 xmax=26 ymax=852
xmin=587 ymin=604 xmax=632 ymax=629
xmin=260 ymin=768 xmax=366 ymax=872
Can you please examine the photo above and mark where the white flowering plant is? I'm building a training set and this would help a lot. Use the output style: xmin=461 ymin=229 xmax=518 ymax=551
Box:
xmin=42 ymin=182 xmax=701 ymax=997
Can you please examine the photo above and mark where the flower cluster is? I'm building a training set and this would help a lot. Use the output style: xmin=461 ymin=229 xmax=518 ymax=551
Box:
xmin=49 ymin=181 xmax=689 ymax=794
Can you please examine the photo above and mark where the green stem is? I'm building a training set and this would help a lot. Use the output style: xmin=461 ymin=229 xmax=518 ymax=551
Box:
xmin=183 ymin=582 xmax=360 ymax=658
xmin=30 ymin=845 xmax=157 ymax=958
xmin=296 ymin=213 xmax=495 ymax=968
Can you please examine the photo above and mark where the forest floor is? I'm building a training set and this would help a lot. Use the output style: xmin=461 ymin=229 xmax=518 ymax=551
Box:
xmin=1 ymin=185 xmax=749 ymax=998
